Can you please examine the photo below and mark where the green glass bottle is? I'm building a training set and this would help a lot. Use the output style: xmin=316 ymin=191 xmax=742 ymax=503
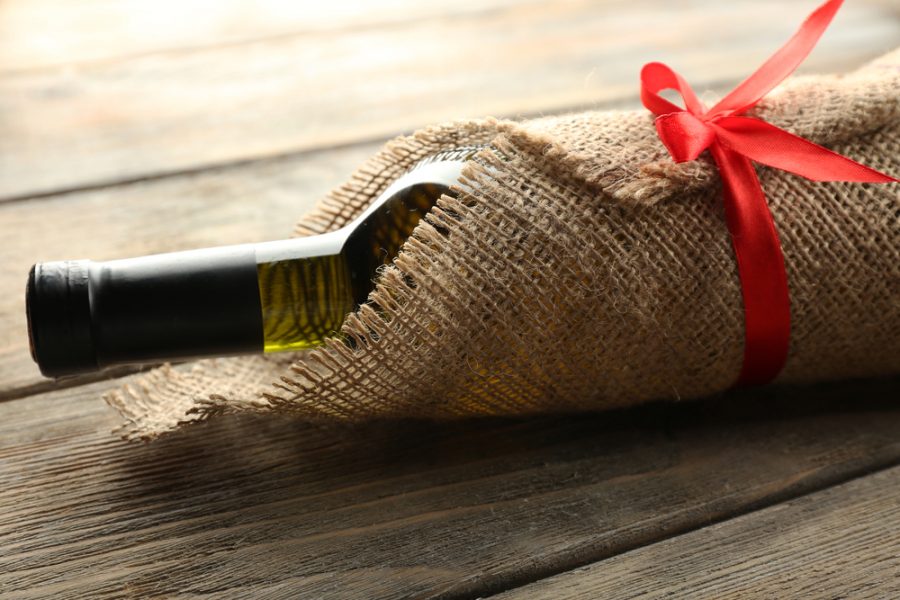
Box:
xmin=27 ymin=147 xmax=481 ymax=378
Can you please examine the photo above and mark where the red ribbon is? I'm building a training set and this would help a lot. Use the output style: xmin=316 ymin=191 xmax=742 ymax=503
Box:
xmin=640 ymin=0 xmax=897 ymax=387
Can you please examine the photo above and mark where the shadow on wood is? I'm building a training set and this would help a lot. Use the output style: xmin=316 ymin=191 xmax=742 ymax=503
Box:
xmin=3 ymin=376 xmax=895 ymax=597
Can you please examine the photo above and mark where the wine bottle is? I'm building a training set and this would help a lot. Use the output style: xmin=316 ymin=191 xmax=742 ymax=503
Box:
xmin=27 ymin=146 xmax=482 ymax=378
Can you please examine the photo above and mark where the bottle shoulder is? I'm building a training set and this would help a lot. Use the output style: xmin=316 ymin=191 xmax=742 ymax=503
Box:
xmin=254 ymin=230 xmax=346 ymax=263
xmin=257 ymin=147 xmax=484 ymax=265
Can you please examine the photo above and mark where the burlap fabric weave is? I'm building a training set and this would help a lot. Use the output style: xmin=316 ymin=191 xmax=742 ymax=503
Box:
xmin=108 ymin=50 xmax=900 ymax=440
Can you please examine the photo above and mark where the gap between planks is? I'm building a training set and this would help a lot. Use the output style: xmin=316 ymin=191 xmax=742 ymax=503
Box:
xmin=492 ymin=461 xmax=900 ymax=599
xmin=0 ymin=89 xmax=646 ymax=208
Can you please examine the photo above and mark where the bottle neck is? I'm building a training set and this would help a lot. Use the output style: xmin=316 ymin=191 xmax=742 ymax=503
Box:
xmin=27 ymin=146 xmax=485 ymax=377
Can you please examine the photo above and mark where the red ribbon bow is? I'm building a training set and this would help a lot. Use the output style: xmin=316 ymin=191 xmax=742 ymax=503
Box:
xmin=640 ymin=0 xmax=897 ymax=386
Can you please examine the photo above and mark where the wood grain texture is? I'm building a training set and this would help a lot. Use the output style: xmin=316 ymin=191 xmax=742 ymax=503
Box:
xmin=3 ymin=1 xmax=899 ymax=597
xmin=0 ymin=143 xmax=380 ymax=400
xmin=0 ymin=377 xmax=898 ymax=599
xmin=1 ymin=0 xmax=896 ymax=200
xmin=0 ymin=0 xmax=533 ymax=73
xmin=496 ymin=465 xmax=900 ymax=599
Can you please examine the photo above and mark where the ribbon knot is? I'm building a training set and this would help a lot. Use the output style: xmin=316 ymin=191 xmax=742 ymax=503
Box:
xmin=654 ymin=111 xmax=715 ymax=163
xmin=639 ymin=0 xmax=897 ymax=387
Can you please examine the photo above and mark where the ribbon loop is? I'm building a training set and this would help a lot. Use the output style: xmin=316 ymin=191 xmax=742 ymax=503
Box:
xmin=638 ymin=0 xmax=897 ymax=387
xmin=640 ymin=61 xmax=706 ymax=116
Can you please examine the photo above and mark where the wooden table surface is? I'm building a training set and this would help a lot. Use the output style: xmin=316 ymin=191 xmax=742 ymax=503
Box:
xmin=1 ymin=1 xmax=898 ymax=598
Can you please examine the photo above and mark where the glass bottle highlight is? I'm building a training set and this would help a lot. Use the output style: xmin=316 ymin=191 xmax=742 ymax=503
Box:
xmin=27 ymin=147 xmax=481 ymax=378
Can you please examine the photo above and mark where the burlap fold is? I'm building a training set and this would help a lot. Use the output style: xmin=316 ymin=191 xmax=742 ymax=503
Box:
xmin=108 ymin=49 xmax=900 ymax=440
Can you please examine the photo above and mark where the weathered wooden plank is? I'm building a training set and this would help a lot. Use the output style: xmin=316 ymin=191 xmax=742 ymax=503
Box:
xmin=1 ymin=0 xmax=896 ymax=200
xmin=496 ymin=464 xmax=900 ymax=599
xmin=0 ymin=0 xmax=532 ymax=73
xmin=0 ymin=376 xmax=898 ymax=598
xmin=0 ymin=143 xmax=380 ymax=400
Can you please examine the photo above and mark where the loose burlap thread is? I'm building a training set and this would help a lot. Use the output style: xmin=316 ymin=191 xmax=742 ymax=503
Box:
xmin=108 ymin=50 xmax=900 ymax=440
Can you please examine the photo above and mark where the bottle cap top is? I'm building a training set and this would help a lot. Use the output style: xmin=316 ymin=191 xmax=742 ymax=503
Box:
xmin=27 ymin=261 xmax=98 ymax=378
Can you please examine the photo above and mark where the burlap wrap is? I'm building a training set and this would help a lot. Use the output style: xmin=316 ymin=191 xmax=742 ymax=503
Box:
xmin=108 ymin=49 xmax=899 ymax=440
